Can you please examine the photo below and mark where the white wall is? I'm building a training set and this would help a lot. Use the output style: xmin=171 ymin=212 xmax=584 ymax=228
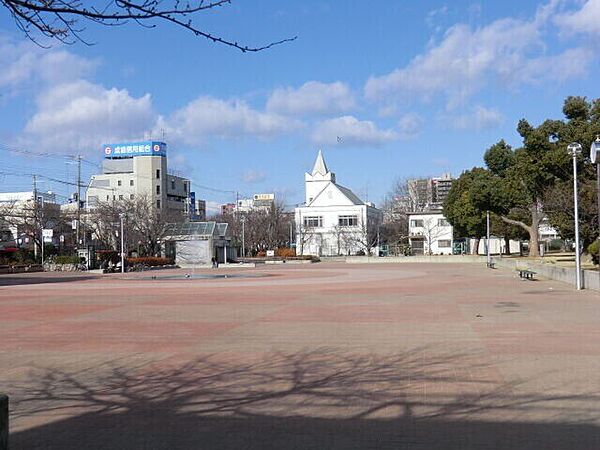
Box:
xmin=408 ymin=213 xmax=453 ymax=255
xmin=296 ymin=205 xmax=374 ymax=256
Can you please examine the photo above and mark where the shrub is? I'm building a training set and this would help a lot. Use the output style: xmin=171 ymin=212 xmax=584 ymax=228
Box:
xmin=275 ymin=248 xmax=296 ymax=257
xmin=588 ymin=240 xmax=599 ymax=265
xmin=97 ymin=250 xmax=119 ymax=264
xmin=53 ymin=255 xmax=81 ymax=265
xmin=548 ymin=239 xmax=564 ymax=251
xmin=126 ymin=256 xmax=174 ymax=267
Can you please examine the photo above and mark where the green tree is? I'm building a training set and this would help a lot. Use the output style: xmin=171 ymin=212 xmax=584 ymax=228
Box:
xmin=470 ymin=97 xmax=600 ymax=257
xmin=443 ymin=168 xmax=488 ymax=254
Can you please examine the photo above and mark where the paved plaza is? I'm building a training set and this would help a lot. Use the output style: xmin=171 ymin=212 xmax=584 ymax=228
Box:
xmin=1 ymin=262 xmax=600 ymax=449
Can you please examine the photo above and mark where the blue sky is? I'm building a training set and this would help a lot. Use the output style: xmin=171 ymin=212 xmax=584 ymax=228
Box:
xmin=1 ymin=0 xmax=600 ymax=212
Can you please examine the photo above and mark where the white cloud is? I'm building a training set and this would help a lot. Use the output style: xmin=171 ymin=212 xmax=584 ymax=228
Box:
xmin=397 ymin=113 xmax=423 ymax=138
xmin=364 ymin=3 xmax=592 ymax=109
xmin=0 ymin=39 xmax=97 ymax=93
xmin=157 ymin=96 xmax=302 ymax=145
xmin=311 ymin=116 xmax=398 ymax=147
xmin=555 ymin=0 xmax=600 ymax=35
xmin=242 ymin=169 xmax=267 ymax=183
xmin=266 ymin=81 xmax=355 ymax=116
xmin=443 ymin=105 xmax=504 ymax=130
xmin=21 ymin=80 xmax=155 ymax=153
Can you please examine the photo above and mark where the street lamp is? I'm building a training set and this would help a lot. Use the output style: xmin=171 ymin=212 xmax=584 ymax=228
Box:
xmin=240 ymin=216 xmax=246 ymax=258
xmin=567 ymin=142 xmax=582 ymax=290
xmin=119 ymin=213 xmax=125 ymax=274
xmin=591 ymin=136 xmax=600 ymax=283
xmin=486 ymin=210 xmax=491 ymax=267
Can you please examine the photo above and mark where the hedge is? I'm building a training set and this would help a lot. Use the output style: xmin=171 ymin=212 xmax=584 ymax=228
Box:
xmin=53 ymin=255 xmax=82 ymax=265
xmin=126 ymin=257 xmax=174 ymax=267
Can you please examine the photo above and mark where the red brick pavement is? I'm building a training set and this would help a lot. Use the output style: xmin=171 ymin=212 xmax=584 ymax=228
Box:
xmin=1 ymin=263 xmax=599 ymax=449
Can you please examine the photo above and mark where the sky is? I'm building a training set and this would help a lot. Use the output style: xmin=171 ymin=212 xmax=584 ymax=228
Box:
xmin=1 ymin=0 xmax=600 ymax=213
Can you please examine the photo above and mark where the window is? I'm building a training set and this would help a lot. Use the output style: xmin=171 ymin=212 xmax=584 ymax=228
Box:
xmin=438 ymin=218 xmax=450 ymax=227
xmin=156 ymin=199 xmax=161 ymax=209
xmin=156 ymin=185 xmax=160 ymax=195
xmin=303 ymin=216 xmax=323 ymax=228
xmin=130 ymin=194 xmax=134 ymax=200
xmin=410 ymin=219 xmax=424 ymax=228
xmin=171 ymin=180 xmax=176 ymax=190
xmin=183 ymin=182 xmax=187 ymax=193
xmin=117 ymin=180 xmax=122 ymax=186
xmin=113 ymin=195 xmax=116 ymax=200
xmin=106 ymin=195 xmax=109 ymax=201
xmin=338 ymin=215 xmax=358 ymax=227
xmin=118 ymin=195 xmax=123 ymax=200
xmin=156 ymin=169 xmax=160 ymax=179
xmin=130 ymin=180 xmax=134 ymax=186
xmin=438 ymin=240 xmax=452 ymax=248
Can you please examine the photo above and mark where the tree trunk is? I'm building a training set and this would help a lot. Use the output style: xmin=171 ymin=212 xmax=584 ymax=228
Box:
xmin=504 ymin=236 xmax=511 ymax=255
xmin=471 ymin=237 xmax=480 ymax=255
xmin=500 ymin=201 xmax=541 ymax=257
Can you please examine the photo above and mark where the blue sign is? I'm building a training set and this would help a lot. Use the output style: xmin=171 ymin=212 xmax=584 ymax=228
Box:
xmin=103 ymin=141 xmax=167 ymax=159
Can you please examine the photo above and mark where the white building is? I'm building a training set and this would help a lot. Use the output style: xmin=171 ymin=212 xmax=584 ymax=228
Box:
xmin=408 ymin=211 xmax=454 ymax=255
xmin=86 ymin=141 xmax=190 ymax=216
xmin=295 ymin=151 xmax=382 ymax=256
xmin=0 ymin=191 xmax=60 ymax=249
xmin=236 ymin=193 xmax=275 ymax=213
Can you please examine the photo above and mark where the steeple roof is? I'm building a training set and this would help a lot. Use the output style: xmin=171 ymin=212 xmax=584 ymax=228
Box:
xmin=312 ymin=150 xmax=329 ymax=176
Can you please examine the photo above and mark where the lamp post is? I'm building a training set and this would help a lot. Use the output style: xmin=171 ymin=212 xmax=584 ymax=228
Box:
xmin=240 ymin=217 xmax=245 ymax=258
xmin=486 ymin=210 xmax=491 ymax=267
xmin=119 ymin=213 xmax=125 ymax=274
xmin=590 ymin=136 xmax=600 ymax=284
xmin=567 ymin=143 xmax=582 ymax=290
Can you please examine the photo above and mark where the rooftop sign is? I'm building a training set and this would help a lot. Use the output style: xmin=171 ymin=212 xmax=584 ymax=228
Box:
xmin=103 ymin=141 xmax=166 ymax=159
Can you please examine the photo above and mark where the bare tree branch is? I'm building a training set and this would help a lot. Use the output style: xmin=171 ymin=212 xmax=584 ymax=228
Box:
xmin=1 ymin=0 xmax=297 ymax=50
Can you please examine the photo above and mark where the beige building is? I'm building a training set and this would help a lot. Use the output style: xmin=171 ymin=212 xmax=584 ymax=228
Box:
xmin=86 ymin=141 xmax=190 ymax=216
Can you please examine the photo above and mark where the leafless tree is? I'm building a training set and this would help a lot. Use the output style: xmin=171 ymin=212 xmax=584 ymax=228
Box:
xmin=296 ymin=224 xmax=315 ymax=256
xmin=211 ymin=202 xmax=293 ymax=256
xmin=341 ymin=219 xmax=378 ymax=256
xmin=420 ymin=217 xmax=445 ymax=255
xmin=2 ymin=0 xmax=296 ymax=49
xmin=88 ymin=195 xmax=182 ymax=256
xmin=0 ymin=198 xmax=62 ymax=258
xmin=330 ymin=225 xmax=349 ymax=256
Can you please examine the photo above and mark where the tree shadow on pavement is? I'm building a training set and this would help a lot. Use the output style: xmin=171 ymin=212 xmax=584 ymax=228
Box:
xmin=8 ymin=348 xmax=600 ymax=449
xmin=0 ymin=275 xmax=98 ymax=287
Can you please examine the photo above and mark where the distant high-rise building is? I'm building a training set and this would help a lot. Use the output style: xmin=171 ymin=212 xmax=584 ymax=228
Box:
xmin=431 ymin=173 xmax=455 ymax=208
xmin=406 ymin=174 xmax=455 ymax=212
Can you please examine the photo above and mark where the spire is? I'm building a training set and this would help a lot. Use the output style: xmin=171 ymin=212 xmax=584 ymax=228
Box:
xmin=312 ymin=150 xmax=329 ymax=176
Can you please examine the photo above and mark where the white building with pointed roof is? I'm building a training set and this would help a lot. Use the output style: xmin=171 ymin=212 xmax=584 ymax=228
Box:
xmin=295 ymin=151 xmax=383 ymax=256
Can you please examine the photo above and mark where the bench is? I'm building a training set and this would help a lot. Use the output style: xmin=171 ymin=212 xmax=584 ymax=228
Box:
xmin=517 ymin=269 xmax=536 ymax=280
xmin=486 ymin=262 xmax=496 ymax=269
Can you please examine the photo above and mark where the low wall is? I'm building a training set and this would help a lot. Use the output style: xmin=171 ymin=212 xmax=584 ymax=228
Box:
xmin=346 ymin=255 xmax=486 ymax=264
xmin=43 ymin=263 xmax=80 ymax=272
xmin=0 ymin=264 xmax=43 ymax=274
xmin=0 ymin=394 xmax=7 ymax=450
xmin=492 ymin=257 xmax=599 ymax=291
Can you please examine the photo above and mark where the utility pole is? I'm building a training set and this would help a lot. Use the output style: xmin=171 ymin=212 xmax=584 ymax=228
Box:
xmin=76 ymin=154 xmax=82 ymax=249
